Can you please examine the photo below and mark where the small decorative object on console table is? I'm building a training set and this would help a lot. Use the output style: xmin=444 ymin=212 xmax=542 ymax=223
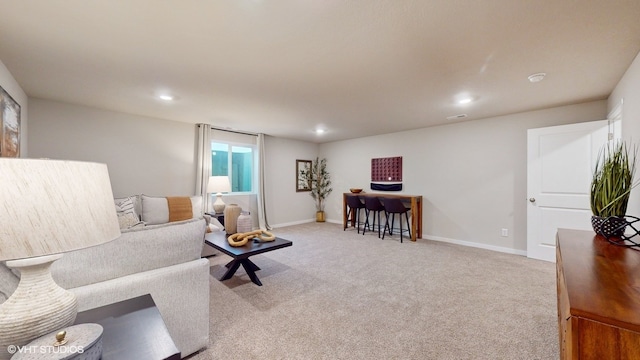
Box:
xmin=0 ymin=159 xmax=121 ymax=360
xmin=590 ymin=141 xmax=637 ymax=237
xmin=207 ymin=176 xmax=231 ymax=213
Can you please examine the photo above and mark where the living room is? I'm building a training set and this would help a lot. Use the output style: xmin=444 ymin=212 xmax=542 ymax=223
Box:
xmin=2 ymin=1 xmax=640 ymax=359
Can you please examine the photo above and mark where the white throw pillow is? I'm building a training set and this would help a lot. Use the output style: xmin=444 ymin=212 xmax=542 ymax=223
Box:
xmin=210 ymin=216 xmax=224 ymax=231
xmin=117 ymin=212 xmax=144 ymax=230
xmin=140 ymin=195 xmax=169 ymax=225
xmin=140 ymin=195 xmax=203 ymax=225
xmin=114 ymin=196 xmax=139 ymax=220
xmin=191 ymin=196 xmax=203 ymax=218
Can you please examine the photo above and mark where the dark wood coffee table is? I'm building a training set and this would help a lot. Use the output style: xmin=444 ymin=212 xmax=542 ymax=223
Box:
xmin=205 ymin=231 xmax=292 ymax=286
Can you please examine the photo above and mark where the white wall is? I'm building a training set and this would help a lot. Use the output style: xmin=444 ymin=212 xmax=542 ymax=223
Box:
xmin=320 ymin=100 xmax=607 ymax=253
xmin=28 ymin=98 xmax=197 ymax=198
xmin=263 ymin=136 xmax=319 ymax=227
xmin=609 ymin=50 xmax=640 ymax=217
xmin=0 ymin=60 xmax=28 ymax=156
xmin=27 ymin=98 xmax=320 ymax=226
xmin=25 ymin=94 xmax=609 ymax=253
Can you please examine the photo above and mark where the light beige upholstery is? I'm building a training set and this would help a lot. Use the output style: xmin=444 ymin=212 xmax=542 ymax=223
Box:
xmin=1 ymin=217 xmax=210 ymax=358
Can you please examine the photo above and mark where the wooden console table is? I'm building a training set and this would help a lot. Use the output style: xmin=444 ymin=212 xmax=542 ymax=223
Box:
xmin=342 ymin=192 xmax=422 ymax=241
xmin=556 ymin=229 xmax=640 ymax=359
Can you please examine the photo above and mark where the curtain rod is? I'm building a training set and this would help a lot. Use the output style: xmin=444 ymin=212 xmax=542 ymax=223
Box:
xmin=198 ymin=124 xmax=258 ymax=137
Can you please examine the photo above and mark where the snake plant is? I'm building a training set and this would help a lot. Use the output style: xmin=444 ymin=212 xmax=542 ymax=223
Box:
xmin=590 ymin=141 xmax=637 ymax=217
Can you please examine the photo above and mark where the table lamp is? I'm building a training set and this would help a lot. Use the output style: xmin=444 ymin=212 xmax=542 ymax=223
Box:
xmin=0 ymin=159 xmax=121 ymax=360
xmin=207 ymin=176 xmax=231 ymax=213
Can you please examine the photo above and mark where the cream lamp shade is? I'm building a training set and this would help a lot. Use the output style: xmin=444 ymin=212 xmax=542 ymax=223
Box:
xmin=207 ymin=175 xmax=231 ymax=213
xmin=0 ymin=158 xmax=121 ymax=360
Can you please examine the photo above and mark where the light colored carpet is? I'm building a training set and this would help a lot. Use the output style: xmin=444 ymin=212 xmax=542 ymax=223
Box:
xmin=187 ymin=222 xmax=558 ymax=360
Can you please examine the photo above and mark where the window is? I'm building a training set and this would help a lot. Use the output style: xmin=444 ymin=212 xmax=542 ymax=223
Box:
xmin=211 ymin=141 xmax=255 ymax=193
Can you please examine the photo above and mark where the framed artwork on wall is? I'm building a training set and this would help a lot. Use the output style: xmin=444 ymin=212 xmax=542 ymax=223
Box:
xmin=296 ymin=159 xmax=312 ymax=192
xmin=371 ymin=156 xmax=403 ymax=191
xmin=0 ymin=85 xmax=21 ymax=158
xmin=371 ymin=156 xmax=402 ymax=182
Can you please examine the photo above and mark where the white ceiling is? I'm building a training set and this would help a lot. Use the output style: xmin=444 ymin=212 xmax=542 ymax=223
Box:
xmin=1 ymin=1 xmax=639 ymax=143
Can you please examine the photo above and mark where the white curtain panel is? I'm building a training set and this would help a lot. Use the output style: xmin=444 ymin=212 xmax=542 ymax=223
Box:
xmin=257 ymin=133 xmax=271 ymax=230
xmin=195 ymin=124 xmax=212 ymax=213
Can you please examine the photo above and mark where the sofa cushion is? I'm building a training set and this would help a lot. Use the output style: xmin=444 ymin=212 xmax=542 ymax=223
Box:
xmin=50 ymin=218 xmax=206 ymax=289
xmin=140 ymin=195 xmax=203 ymax=225
xmin=209 ymin=216 xmax=224 ymax=232
xmin=117 ymin=212 xmax=145 ymax=230
xmin=114 ymin=196 xmax=139 ymax=219
xmin=167 ymin=196 xmax=193 ymax=222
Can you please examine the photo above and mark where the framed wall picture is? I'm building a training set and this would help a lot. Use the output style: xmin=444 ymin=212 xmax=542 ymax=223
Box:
xmin=371 ymin=156 xmax=403 ymax=191
xmin=296 ymin=159 xmax=312 ymax=192
xmin=0 ymin=85 xmax=21 ymax=158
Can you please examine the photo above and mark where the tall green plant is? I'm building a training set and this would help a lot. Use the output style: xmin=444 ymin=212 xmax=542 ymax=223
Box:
xmin=590 ymin=141 xmax=637 ymax=217
xmin=302 ymin=157 xmax=333 ymax=212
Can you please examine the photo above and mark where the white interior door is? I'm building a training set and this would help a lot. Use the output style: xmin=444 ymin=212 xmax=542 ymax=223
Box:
xmin=527 ymin=120 xmax=609 ymax=262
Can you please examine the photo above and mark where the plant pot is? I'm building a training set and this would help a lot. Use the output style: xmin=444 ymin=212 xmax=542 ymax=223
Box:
xmin=316 ymin=211 xmax=326 ymax=222
xmin=591 ymin=215 xmax=627 ymax=237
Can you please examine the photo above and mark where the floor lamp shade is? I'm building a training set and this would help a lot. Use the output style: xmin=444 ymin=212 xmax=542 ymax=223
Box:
xmin=0 ymin=159 xmax=121 ymax=360
xmin=207 ymin=176 xmax=231 ymax=213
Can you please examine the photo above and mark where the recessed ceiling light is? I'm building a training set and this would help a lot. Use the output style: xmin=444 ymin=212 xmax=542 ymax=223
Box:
xmin=528 ymin=73 xmax=546 ymax=83
xmin=454 ymin=93 xmax=474 ymax=105
xmin=315 ymin=129 xmax=325 ymax=134
xmin=158 ymin=94 xmax=174 ymax=101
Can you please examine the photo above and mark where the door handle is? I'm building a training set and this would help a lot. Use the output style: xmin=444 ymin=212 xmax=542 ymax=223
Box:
xmin=529 ymin=198 xmax=536 ymax=203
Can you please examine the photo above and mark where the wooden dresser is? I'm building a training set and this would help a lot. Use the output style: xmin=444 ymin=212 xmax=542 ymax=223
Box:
xmin=556 ymin=229 xmax=640 ymax=359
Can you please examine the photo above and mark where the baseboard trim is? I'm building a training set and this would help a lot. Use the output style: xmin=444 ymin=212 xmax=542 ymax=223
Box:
xmin=272 ymin=218 xmax=344 ymax=228
xmin=271 ymin=221 xmax=526 ymax=256
xmin=423 ymin=234 xmax=527 ymax=256
xmin=271 ymin=219 xmax=316 ymax=228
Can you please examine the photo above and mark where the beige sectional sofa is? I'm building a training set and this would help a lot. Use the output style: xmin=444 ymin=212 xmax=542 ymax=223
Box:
xmin=0 ymin=195 xmax=211 ymax=358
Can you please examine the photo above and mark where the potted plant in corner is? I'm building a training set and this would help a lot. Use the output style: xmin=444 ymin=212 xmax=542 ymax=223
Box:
xmin=590 ymin=141 xmax=637 ymax=237
xmin=301 ymin=157 xmax=333 ymax=222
